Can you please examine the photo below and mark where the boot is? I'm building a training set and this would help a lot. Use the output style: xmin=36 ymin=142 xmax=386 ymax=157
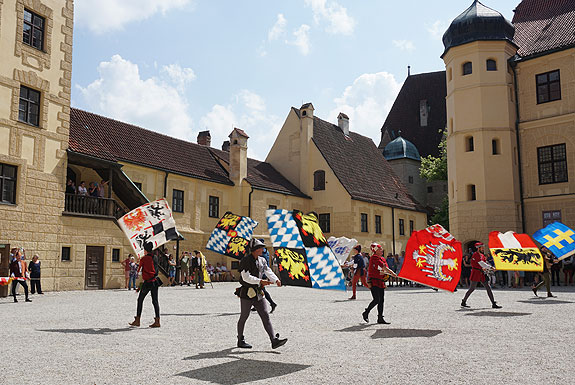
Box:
xmin=149 ymin=317 xmax=161 ymax=328
xmin=362 ymin=309 xmax=369 ymax=323
xmin=492 ymin=302 xmax=502 ymax=309
xmin=270 ymin=303 xmax=277 ymax=314
xmin=349 ymin=295 xmax=356 ymax=300
xmin=377 ymin=316 xmax=390 ymax=325
xmin=532 ymin=286 xmax=538 ymax=297
xmin=237 ymin=335 xmax=252 ymax=349
xmin=271 ymin=333 xmax=287 ymax=349
xmin=461 ymin=299 xmax=469 ymax=308
xmin=129 ymin=316 xmax=140 ymax=327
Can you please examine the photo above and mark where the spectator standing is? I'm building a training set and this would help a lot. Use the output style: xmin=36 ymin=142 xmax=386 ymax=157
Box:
xmin=180 ymin=252 xmax=190 ymax=286
xmin=77 ymin=181 xmax=87 ymax=196
xmin=121 ymin=255 xmax=132 ymax=289
xmin=349 ymin=245 xmax=369 ymax=300
xmin=168 ymin=254 xmax=176 ymax=286
xmin=386 ymin=253 xmax=397 ymax=287
xmin=98 ymin=180 xmax=108 ymax=197
xmin=65 ymin=179 xmax=76 ymax=194
xmin=128 ymin=256 xmax=138 ymax=290
xmin=9 ymin=249 xmax=31 ymax=303
xmin=28 ymin=254 xmax=43 ymax=294
xmin=563 ymin=256 xmax=574 ymax=286
xmin=550 ymin=257 xmax=562 ymax=286
xmin=192 ymin=250 xmax=204 ymax=289
xmin=461 ymin=253 xmax=471 ymax=288
xmin=88 ymin=182 xmax=98 ymax=197
xmin=396 ymin=253 xmax=405 ymax=286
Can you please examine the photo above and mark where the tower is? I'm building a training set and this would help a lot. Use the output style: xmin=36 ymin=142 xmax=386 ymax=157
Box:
xmin=442 ymin=0 xmax=522 ymax=247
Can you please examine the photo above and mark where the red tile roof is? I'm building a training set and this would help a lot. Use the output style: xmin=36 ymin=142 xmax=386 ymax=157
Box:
xmin=513 ymin=0 xmax=575 ymax=58
xmin=70 ymin=108 xmax=233 ymax=185
xmin=312 ymin=115 xmax=423 ymax=212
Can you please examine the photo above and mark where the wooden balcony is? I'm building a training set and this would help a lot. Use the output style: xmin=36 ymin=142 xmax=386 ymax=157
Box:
xmin=64 ymin=194 xmax=126 ymax=219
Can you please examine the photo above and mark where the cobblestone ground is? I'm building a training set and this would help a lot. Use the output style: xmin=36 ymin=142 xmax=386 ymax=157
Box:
xmin=2 ymin=282 xmax=574 ymax=384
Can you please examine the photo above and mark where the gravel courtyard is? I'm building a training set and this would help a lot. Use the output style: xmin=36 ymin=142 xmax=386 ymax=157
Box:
xmin=2 ymin=283 xmax=573 ymax=384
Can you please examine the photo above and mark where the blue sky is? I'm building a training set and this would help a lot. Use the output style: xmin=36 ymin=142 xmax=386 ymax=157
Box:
xmin=72 ymin=0 xmax=520 ymax=160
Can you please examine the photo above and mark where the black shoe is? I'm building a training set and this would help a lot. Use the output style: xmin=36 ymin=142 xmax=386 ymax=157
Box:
xmin=270 ymin=303 xmax=277 ymax=314
xmin=271 ymin=334 xmax=287 ymax=349
xmin=547 ymin=293 xmax=556 ymax=298
xmin=377 ymin=317 xmax=390 ymax=325
xmin=362 ymin=309 xmax=369 ymax=323
xmin=492 ymin=302 xmax=502 ymax=309
xmin=25 ymin=298 xmax=32 ymax=302
xmin=13 ymin=298 xmax=17 ymax=303
xmin=461 ymin=300 xmax=469 ymax=308
xmin=532 ymin=287 xmax=538 ymax=297
xmin=237 ymin=336 xmax=252 ymax=349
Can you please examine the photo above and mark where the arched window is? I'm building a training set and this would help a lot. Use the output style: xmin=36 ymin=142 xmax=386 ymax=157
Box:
xmin=492 ymin=139 xmax=500 ymax=155
xmin=313 ymin=170 xmax=325 ymax=191
xmin=466 ymin=136 xmax=474 ymax=152
xmin=463 ymin=61 xmax=472 ymax=76
xmin=486 ymin=59 xmax=497 ymax=71
xmin=468 ymin=184 xmax=477 ymax=201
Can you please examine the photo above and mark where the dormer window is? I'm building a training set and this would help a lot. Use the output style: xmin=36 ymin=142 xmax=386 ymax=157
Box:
xmin=313 ymin=170 xmax=325 ymax=191
xmin=463 ymin=62 xmax=472 ymax=76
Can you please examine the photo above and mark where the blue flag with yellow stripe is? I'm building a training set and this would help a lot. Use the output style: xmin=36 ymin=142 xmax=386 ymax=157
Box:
xmin=533 ymin=222 xmax=575 ymax=261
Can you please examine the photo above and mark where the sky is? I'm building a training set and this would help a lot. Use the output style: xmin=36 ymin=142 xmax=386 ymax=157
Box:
xmin=71 ymin=0 xmax=521 ymax=161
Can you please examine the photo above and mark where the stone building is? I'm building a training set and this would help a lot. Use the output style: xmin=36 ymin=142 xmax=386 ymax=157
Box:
xmin=379 ymin=71 xmax=448 ymax=213
xmin=443 ymin=0 xmax=575 ymax=249
xmin=0 ymin=0 xmax=427 ymax=293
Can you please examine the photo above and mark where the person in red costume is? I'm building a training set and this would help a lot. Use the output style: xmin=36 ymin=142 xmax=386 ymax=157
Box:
xmin=461 ymin=242 xmax=501 ymax=309
xmin=361 ymin=243 xmax=397 ymax=324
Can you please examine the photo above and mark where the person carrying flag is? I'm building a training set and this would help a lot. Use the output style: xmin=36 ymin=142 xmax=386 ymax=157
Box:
xmin=236 ymin=238 xmax=287 ymax=349
xmin=532 ymin=247 xmax=555 ymax=298
xmin=362 ymin=243 xmax=397 ymax=324
xmin=129 ymin=242 xmax=161 ymax=328
xmin=461 ymin=242 xmax=501 ymax=309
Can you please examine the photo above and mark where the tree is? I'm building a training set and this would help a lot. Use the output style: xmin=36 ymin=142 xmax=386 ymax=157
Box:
xmin=420 ymin=129 xmax=449 ymax=229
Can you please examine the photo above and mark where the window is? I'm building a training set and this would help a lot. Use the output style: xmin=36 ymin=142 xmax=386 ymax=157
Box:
xmin=399 ymin=219 xmax=405 ymax=236
xmin=542 ymin=210 xmax=561 ymax=227
xmin=360 ymin=213 xmax=368 ymax=233
xmin=448 ymin=67 xmax=452 ymax=82
xmin=492 ymin=139 xmax=500 ymax=155
xmin=268 ymin=205 xmax=277 ymax=210
xmin=319 ymin=213 xmax=330 ymax=233
xmin=208 ymin=196 xmax=219 ymax=218
xmin=409 ymin=220 xmax=414 ymax=235
xmin=538 ymin=144 xmax=568 ymax=184
xmin=314 ymin=170 xmax=326 ymax=191
xmin=231 ymin=261 xmax=240 ymax=270
xmin=466 ymin=136 xmax=474 ymax=152
xmin=23 ymin=9 xmax=45 ymax=51
xmin=463 ymin=62 xmax=472 ymax=76
xmin=468 ymin=184 xmax=477 ymax=201
xmin=375 ymin=215 xmax=382 ymax=234
xmin=133 ymin=182 xmax=142 ymax=191
xmin=61 ymin=246 xmax=71 ymax=261
xmin=486 ymin=59 xmax=497 ymax=71
xmin=0 ymin=164 xmax=17 ymax=204
xmin=112 ymin=248 xmax=120 ymax=262
xmin=536 ymin=70 xmax=561 ymax=104
xmin=427 ymin=186 xmax=433 ymax=193
xmin=408 ymin=176 xmax=414 ymax=184
xmin=19 ymin=86 xmax=40 ymax=126
xmin=172 ymin=189 xmax=184 ymax=212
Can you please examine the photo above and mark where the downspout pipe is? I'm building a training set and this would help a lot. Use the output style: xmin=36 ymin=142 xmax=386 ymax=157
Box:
xmin=248 ymin=185 xmax=254 ymax=217
xmin=391 ymin=207 xmax=396 ymax=255
xmin=510 ymin=61 xmax=526 ymax=233
xmin=163 ymin=171 xmax=169 ymax=198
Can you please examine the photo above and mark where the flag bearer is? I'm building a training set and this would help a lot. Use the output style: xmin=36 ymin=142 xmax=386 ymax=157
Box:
xmin=461 ymin=242 xmax=502 ymax=309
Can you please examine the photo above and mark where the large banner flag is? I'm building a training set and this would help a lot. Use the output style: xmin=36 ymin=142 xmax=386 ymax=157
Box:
xmin=327 ymin=236 xmax=358 ymax=264
xmin=118 ymin=198 xmax=179 ymax=258
xmin=489 ymin=231 xmax=543 ymax=271
xmin=399 ymin=224 xmax=462 ymax=292
xmin=533 ymin=222 xmax=575 ymax=261
xmin=266 ymin=209 xmax=346 ymax=291
xmin=206 ymin=212 xmax=258 ymax=260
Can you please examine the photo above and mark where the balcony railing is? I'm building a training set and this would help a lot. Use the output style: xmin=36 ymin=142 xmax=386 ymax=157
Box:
xmin=64 ymin=194 xmax=126 ymax=219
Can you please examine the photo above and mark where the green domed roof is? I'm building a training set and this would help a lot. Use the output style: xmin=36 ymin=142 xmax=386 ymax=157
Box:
xmin=442 ymin=0 xmax=515 ymax=57
xmin=383 ymin=135 xmax=420 ymax=161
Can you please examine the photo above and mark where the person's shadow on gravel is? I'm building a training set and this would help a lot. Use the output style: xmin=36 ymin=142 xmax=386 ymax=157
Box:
xmin=38 ymin=327 xmax=136 ymax=335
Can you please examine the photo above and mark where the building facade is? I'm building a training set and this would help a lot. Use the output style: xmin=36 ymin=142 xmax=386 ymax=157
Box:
xmin=443 ymin=0 xmax=575 ymax=249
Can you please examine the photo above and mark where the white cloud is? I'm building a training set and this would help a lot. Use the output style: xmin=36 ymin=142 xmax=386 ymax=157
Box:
xmin=200 ymin=90 xmax=282 ymax=160
xmin=427 ymin=20 xmax=450 ymax=41
xmin=77 ymin=55 xmax=193 ymax=140
xmin=161 ymin=64 xmax=196 ymax=91
xmin=392 ymin=39 xmax=415 ymax=52
xmin=75 ymin=0 xmax=192 ymax=34
xmin=330 ymin=72 xmax=402 ymax=144
xmin=268 ymin=14 xmax=287 ymax=41
xmin=287 ymin=24 xmax=311 ymax=56
xmin=305 ymin=0 xmax=355 ymax=35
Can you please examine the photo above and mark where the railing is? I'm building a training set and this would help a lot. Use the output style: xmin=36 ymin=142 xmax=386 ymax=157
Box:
xmin=64 ymin=194 xmax=126 ymax=219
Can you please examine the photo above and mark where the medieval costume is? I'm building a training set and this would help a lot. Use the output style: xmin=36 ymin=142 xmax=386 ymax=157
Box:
xmin=362 ymin=243 xmax=396 ymax=324
xmin=461 ymin=242 xmax=501 ymax=309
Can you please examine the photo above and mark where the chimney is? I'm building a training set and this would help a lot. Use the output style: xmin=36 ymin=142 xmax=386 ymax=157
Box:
xmin=338 ymin=112 xmax=349 ymax=136
xmin=228 ymin=128 xmax=249 ymax=187
xmin=197 ymin=130 xmax=211 ymax=146
xmin=222 ymin=140 xmax=230 ymax=152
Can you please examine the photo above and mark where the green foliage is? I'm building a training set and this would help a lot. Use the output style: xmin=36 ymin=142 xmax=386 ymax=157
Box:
xmin=420 ymin=129 xmax=447 ymax=182
xmin=430 ymin=197 xmax=449 ymax=231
